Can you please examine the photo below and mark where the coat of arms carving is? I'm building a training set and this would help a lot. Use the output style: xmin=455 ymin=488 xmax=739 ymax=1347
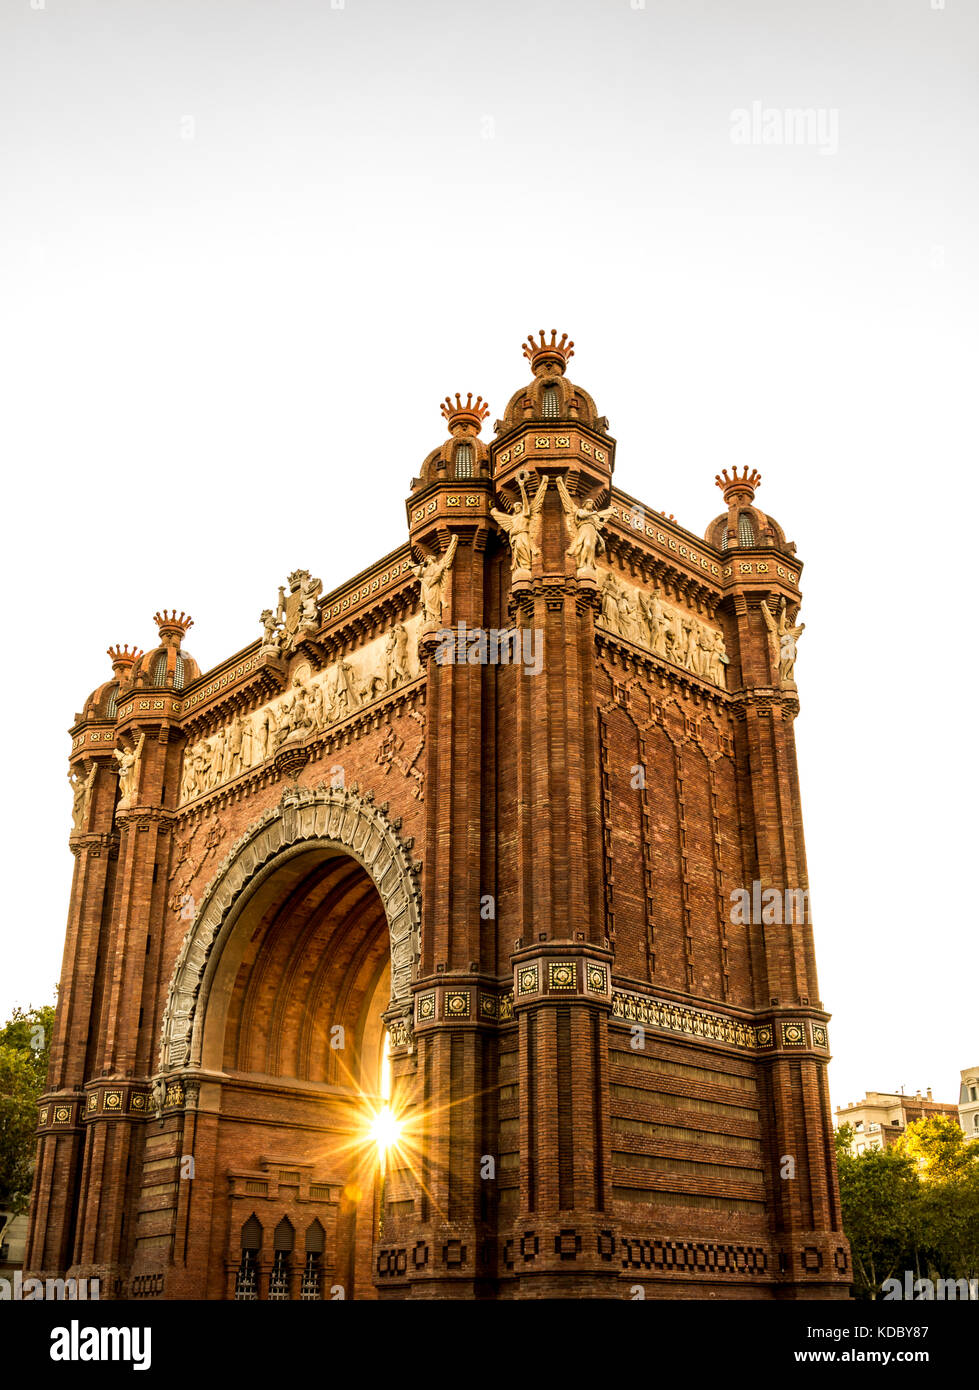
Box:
xmin=259 ymin=568 xmax=323 ymax=656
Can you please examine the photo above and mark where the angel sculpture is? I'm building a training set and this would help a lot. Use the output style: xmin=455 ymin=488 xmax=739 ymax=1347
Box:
xmin=410 ymin=534 xmax=459 ymax=626
xmin=114 ymin=731 xmax=145 ymax=810
xmin=761 ymin=597 xmax=805 ymax=686
xmin=555 ymin=476 xmax=614 ymax=572
xmin=69 ymin=762 xmax=97 ymax=834
xmin=490 ymin=474 xmax=549 ymax=576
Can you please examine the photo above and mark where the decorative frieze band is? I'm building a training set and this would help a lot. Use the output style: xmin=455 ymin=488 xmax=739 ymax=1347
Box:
xmin=610 ymin=988 xmax=829 ymax=1054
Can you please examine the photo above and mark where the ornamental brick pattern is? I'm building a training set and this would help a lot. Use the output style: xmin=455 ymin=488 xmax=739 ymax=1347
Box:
xmin=27 ymin=333 xmax=849 ymax=1299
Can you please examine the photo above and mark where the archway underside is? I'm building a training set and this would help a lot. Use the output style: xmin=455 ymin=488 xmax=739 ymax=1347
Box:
xmin=201 ymin=849 xmax=394 ymax=1300
xmin=222 ymin=850 xmax=391 ymax=1088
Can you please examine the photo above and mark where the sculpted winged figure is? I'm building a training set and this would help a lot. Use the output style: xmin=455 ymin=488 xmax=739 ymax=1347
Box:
xmin=555 ymin=475 xmax=614 ymax=571
xmin=490 ymin=474 xmax=549 ymax=575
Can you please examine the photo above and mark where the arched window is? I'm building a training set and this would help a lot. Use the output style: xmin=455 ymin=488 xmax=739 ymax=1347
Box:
xmin=301 ymin=1220 xmax=325 ymax=1300
xmin=269 ymin=1217 xmax=294 ymax=1300
xmin=151 ymin=652 xmax=168 ymax=686
xmin=174 ymin=654 xmax=186 ymax=691
xmin=105 ymin=683 xmax=119 ymax=718
xmin=235 ymin=1214 xmax=262 ymax=1300
xmin=720 ymin=529 xmax=729 ymax=552
xmin=738 ymin=512 xmax=755 ymax=547
xmin=541 ymin=384 xmax=560 ymax=419
xmin=454 ymin=443 xmax=473 ymax=479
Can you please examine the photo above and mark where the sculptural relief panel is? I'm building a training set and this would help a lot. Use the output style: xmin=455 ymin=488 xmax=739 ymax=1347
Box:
xmin=178 ymin=615 xmax=423 ymax=806
xmin=597 ymin=569 xmax=730 ymax=689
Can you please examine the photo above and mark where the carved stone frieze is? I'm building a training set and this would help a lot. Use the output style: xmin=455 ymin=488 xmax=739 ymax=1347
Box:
xmin=179 ymin=614 xmax=423 ymax=806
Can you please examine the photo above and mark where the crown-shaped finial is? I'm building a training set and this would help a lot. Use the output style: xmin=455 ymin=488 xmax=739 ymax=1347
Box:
xmin=440 ymin=392 xmax=490 ymax=434
xmin=153 ymin=610 xmax=194 ymax=646
xmin=522 ymin=329 xmax=574 ymax=377
xmin=715 ymin=467 xmax=762 ymax=504
xmin=107 ymin=643 xmax=142 ymax=676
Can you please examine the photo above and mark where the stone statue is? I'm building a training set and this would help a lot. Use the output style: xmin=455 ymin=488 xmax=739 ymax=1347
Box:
xmin=151 ymin=1077 xmax=166 ymax=1121
xmin=226 ymin=716 xmax=245 ymax=779
xmin=272 ymin=691 xmax=296 ymax=748
xmin=260 ymin=608 xmax=283 ymax=655
xmin=297 ymin=572 xmax=323 ymax=633
xmin=490 ymin=475 xmax=549 ymax=577
xmin=640 ymin=587 xmax=670 ymax=657
xmin=179 ymin=747 xmax=197 ymax=805
xmin=761 ymin=597 xmax=805 ymax=686
xmin=210 ymin=726 xmax=226 ymax=786
xmin=694 ymin=622 xmax=714 ymax=680
xmin=555 ymin=476 xmax=614 ymax=572
xmin=385 ymin=622 xmax=411 ymax=689
xmin=411 ymin=534 xmax=459 ymax=626
xmin=328 ymin=659 xmax=360 ymax=720
xmin=69 ymin=762 xmax=97 ymax=834
xmin=617 ymin=587 xmax=643 ymax=647
xmin=600 ymin=573 xmax=622 ymax=632
xmin=114 ymin=732 xmax=145 ymax=810
xmin=254 ymin=709 xmax=273 ymax=764
xmin=707 ymin=629 xmax=730 ymax=689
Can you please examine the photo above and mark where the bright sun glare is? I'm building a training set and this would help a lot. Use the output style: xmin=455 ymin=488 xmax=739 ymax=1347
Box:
xmin=369 ymin=1105 xmax=402 ymax=1154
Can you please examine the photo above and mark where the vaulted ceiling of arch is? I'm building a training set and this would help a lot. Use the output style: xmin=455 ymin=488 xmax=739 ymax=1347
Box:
xmin=222 ymin=853 xmax=390 ymax=1084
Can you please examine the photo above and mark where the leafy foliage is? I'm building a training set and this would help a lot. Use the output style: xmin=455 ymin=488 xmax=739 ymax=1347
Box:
xmin=836 ymin=1116 xmax=979 ymax=1297
xmin=0 ymin=1001 xmax=56 ymax=1216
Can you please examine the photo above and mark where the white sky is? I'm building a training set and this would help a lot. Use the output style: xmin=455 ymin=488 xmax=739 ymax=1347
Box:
xmin=1 ymin=0 xmax=976 ymax=1111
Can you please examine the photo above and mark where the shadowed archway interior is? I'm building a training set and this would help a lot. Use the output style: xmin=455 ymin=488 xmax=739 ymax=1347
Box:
xmin=220 ymin=849 xmax=392 ymax=1091
xmin=194 ymin=846 xmax=397 ymax=1299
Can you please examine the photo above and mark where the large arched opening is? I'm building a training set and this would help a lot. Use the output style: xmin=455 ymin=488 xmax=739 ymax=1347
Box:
xmin=156 ymin=788 xmax=420 ymax=1300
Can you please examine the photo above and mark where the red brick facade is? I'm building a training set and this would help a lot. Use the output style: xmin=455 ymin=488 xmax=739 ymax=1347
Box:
xmin=27 ymin=333 xmax=849 ymax=1298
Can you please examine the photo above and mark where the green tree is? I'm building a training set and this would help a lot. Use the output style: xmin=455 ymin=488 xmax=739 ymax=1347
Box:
xmin=0 ymin=1000 xmax=56 ymax=1224
xmin=893 ymin=1114 xmax=979 ymax=1180
xmin=896 ymin=1117 xmax=979 ymax=1287
xmin=835 ymin=1127 xmax=921 ymax=1299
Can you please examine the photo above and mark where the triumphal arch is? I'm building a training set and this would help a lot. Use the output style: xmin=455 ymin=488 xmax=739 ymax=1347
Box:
xmin=28 ymin=332 xmax=850 ymax=1298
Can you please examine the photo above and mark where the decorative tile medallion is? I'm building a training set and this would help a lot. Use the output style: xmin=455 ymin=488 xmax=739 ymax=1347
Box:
xmin=517 ymin=965 xmax=539 ymax=996
xmin=548 ymin=962 xmax=577 ymax=991
xmin=587 ymin=963 xmax=608 ymax=993
xmin=444 ymin=991 xmax=471 ymax=1019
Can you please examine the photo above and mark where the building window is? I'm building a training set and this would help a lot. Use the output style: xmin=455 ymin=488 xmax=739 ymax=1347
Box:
xmin=720 ymin=529 xmax=729 ymax=552
xmin=151 ymin=652 xmax=168 ymax=686
xmin=174 ymin=655 xmax=186 ymax=691
xmin=301 ymin=1220 xmax=325 ymax=1300
xmin=541 ymin=384 xmax=560 ymax=419
xmin=105 ymin=683 xmax=119 ymax=718
xmin=971 ymin=1086 xmax=977 ymax=1102
xmin=269 ymin=1217 xmax=294 ymax=1300
xmin=235 ymin=1215 xmax=262 ymax=1300
xmin=738 ymin=512 xmax=755 ymax=546
xmin=454 ymin=443 xmax=473 ymax=479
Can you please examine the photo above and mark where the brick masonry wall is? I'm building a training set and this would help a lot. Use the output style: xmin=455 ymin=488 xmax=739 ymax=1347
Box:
xmin=28 ymin=383 xmax=848 ymax=1300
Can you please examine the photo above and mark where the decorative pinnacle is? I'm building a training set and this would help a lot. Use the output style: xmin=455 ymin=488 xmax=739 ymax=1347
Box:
xmin=107 ymin=644 xmax=142 ymax=674
xmin=153 ymin=610 xmax=194 ymax=645
xmin=522 ymin=329 xmax=574 ymax=376
xmin=715 ymin=467 xmax=762 ymax=504
xmin=440 ymin=393 xmax=490 ymax=434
